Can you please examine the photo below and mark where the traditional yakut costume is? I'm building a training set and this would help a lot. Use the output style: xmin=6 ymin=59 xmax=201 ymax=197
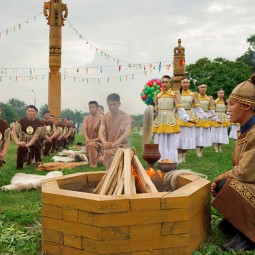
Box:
xmin=152 ymin=88 xmax=191 ymax=163
xmin=176 ymin=89 xmax=207 ymax=160
xmin=14 ymin=117 xmax=43 ymax=169
xmin=101 ymin=110 xmax=132 ymax=169
xmin=194 ymin=90 xmax=217 ymax=157
xmin=212 ymin=75 xmax=255 ymax=252
xmin=83 ymin=113 xmax=102 ymax=168
xmin=0 ymin=118 xmax=10 ymax=168
xmin=99 ymin=93 xmax=132 ymax=170
xmin=41 ymin=119 xmax=56 ymax=156
xmin=211 ymin=94 xmax=230 ymax=152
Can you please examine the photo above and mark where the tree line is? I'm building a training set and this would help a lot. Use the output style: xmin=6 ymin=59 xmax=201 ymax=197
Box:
xmin=186 ymin=34 xmax=255 ymax=97
xmin=0 ymin=99 xmax=144 ymax=129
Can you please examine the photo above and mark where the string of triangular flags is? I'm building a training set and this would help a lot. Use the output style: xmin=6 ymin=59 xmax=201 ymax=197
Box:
xmin=0 ymin=14 xmax=186 ymax=84
xmin=0 ymin=63 xmax=171 ymax=84
xmin=0 ymin=12 xmax=43 ymax=39
xmin=65 ymin=19 xmax=178 ymax=70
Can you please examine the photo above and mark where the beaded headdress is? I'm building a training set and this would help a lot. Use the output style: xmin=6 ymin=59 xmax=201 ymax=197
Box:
xmin=229 ymin=76 xmax=255 ymax=107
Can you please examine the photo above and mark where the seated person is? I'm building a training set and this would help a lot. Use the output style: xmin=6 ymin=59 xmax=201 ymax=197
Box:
xmin=99 ymin=93 xmax=132 ymax=169
xmin=211 ymin=75 xmax=255 ymax=252
xmin=41 ymin=110 xmax=57 ymax=156
xmin=0 ymin=107 xmax=10 ymax=168
xmin=11 ymin=105 xmax=43 ymax=169
xmin=82 ymin=101 xmax=103 ymax=168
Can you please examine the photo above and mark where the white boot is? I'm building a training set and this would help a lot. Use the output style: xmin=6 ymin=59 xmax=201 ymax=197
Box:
xmin=182 ymin=152 xmax=186 ymax=163
xmin=196 ymin=148 xmax=202 ymax=157
xmin=178 ymin=153 xmax=183 ymax=163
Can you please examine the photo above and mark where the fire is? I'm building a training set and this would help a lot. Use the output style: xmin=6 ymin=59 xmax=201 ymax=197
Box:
xmin=146 ymin=167 xmax=163 ymax=180
xmin=131 ymin=165 xmax=143 ymax=187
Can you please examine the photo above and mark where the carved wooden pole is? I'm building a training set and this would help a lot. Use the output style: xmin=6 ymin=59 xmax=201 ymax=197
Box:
xmin=43 ymin=0 xmax=68 ymax=118
xmin=173 ymin=39 xmax=185 ymax=91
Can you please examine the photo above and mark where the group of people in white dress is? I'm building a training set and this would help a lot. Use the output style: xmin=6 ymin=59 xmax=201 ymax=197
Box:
xmin=151 ymin=75 xmax=239 ymax=164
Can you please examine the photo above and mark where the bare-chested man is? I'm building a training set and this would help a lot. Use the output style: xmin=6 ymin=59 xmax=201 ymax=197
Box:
xmin=83 ymin=101 xmax=103 ymax=168
xmin=99 ymin=93 xmax=132 ymax=169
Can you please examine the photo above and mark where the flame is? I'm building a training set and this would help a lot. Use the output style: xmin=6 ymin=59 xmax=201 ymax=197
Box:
xmin=146 ymin=167 xmax=155 ymax=178
xmin=131 ymin=165 xmax=143 ymax=187
xmin=146 ymin=167 xmax=163 ymax=180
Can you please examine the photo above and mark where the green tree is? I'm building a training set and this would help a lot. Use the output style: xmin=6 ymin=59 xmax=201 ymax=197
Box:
xmin=7 ymin=98 xmax=27 ymax=119
xmin=61 ymin=108 xmax=85 ymax=127
xmin=186 ymin=57 xmax=252 ymax=98
xmin=131 ymin=114 xmax=143 ymax=127
xmin=39 ymin=104 xmax=49 ymax=119
xmin=236 ymin=34 xmax=255 ymax=71
xmin=0 ymin=102 xmax=18 ymax=123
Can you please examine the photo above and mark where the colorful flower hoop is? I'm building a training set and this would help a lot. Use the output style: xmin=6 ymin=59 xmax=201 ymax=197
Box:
xmin=140 ymin=78 xmax=162 ymax=105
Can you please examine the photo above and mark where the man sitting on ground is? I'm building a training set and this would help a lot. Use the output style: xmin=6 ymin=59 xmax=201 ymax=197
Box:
xmin=82 ymin=101 xmax=103 ymax=168
xmin=0 ymin=107 xmax=10 ymax=168
xmin=99 ymin=93 xmax=132 ymax=169
xmin=11 ymin=105 xmax=43 ymax=169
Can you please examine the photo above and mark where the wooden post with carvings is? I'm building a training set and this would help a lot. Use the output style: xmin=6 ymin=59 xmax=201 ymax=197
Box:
xmin=43 ymin=0 xmax=68 ymax=118
xmin=173 ymin=39 xmax=185 ymax=91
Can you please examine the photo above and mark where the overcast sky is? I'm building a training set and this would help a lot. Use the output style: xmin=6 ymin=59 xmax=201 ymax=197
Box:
xmin=0 ymin=0 xmax=254 ymax=115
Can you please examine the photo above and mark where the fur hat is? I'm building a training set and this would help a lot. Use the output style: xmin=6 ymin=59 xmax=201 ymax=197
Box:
xmin=229 ymin=74 xmax=255 ymax=107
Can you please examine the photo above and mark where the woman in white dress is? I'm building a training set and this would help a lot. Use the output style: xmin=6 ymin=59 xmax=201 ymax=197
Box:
xmin=152 ymin=75 xmax=195 ymax=163
xmin=194 ymin=83 xmax=218 ymax=157
xmin=176 ymin=77 xmax=207 ymax=162
xmin=211 ymin=89 xmax=230 ymax=152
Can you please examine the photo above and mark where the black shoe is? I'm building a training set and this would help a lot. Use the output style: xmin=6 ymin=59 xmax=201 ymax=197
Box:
xmin=218 ymin=218 xmax=239 ymax=237
xmin=222 ymin=233 xmax=255 ymax=252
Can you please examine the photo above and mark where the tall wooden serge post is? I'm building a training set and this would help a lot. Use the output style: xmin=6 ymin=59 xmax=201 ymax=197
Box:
xmin=43 ymin=0 xmax=68 ymax=118
xmin=173 ymin=39 xmax=185 ymax=91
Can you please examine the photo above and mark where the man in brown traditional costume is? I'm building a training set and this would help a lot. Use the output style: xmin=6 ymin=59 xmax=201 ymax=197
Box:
xmin=49 ymin=115 xmax=57 ymax=152
xmin=63 ymin=118 xmax=74 ymax=148
xmin=211 ymin=74 xmax=255 ymax=252
xmin=41 ymin=110 xmax=57 ymax=156
xmin=99 ymin=93 xmax=132 ymax=169
xmin=55 ymin=116 xmax=66 ymax=151
xmin=83 ymin=101 xmax=103 ymax=168
xmin=11 ymin=105 xmax=43 ymax=169
xmin=68 ymin=120 xmax=76 ymax=144
xmin=0 ymin=108 xmax=10 ymax=168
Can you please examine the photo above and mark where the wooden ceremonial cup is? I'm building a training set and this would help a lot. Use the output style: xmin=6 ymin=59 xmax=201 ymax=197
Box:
xmin=142 ymin=143 xmax=161 ymax=169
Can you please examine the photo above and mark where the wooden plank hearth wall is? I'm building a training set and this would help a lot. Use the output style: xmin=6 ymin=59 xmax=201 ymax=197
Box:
xmin=41 ymin=172 xmax=211 ymax=255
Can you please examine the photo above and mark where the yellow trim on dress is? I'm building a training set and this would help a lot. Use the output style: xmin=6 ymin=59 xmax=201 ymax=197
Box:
xmin=152 ymin=123 xmax=181 ymax=134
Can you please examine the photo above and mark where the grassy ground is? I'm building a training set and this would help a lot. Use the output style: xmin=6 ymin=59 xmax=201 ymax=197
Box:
xmin=0 ymin=132 xmax=253 ymax=255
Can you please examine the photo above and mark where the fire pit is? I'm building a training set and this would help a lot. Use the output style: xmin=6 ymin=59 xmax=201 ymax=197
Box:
xmin=41 ymin=171 xmax=211 ymax=255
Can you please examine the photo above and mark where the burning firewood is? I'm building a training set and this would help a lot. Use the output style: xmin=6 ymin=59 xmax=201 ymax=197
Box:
xmin=95 ymin=148 xmax=158 ymax=195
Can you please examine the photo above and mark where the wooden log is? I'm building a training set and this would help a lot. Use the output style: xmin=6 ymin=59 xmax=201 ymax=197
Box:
xmin=113 ymin=171 xmax=124 ymax=195
xmin=113 ymin=157 xmax=124 ymax=195
xmin=131 ymin=175 xmax=136 ymax=194
xmin=94 ymin=171 xmax=107 ymax=193
xmin=96 ymin=148 xmax=124 ymax=195
xmin=123 ymin=149 xmax=134 ymax=195
xmin=106 ymin=158 xmax=123 ymax=195
xmin=132 ymin=155 xmax=158 ymax=193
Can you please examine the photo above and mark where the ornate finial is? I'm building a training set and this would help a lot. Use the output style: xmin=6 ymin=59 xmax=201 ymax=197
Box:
xmin=44 ymin=0 xmax=68 ymax=26
xmin=174 ymin=39 xmax=185 ymax=55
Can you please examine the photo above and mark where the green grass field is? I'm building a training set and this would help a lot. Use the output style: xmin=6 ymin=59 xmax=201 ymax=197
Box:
xmin=0 ymin=132 xmax=253 ymax=254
